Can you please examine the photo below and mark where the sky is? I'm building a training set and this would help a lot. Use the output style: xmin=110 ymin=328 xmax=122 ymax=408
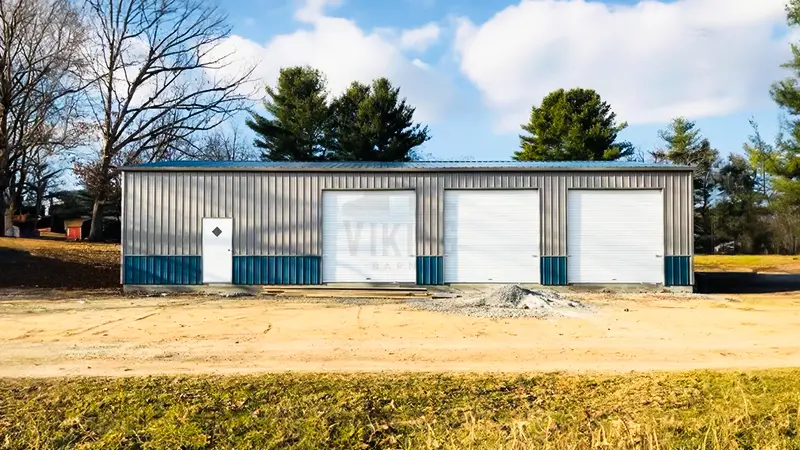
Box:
xmin=213 ymin=0 xmax=796 ymax=161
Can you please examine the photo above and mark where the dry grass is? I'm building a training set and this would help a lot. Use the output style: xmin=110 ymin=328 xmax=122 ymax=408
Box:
xmin=1 ymin=370 xmax=800 ymax=449
xmin=0 ymin=237 xmax=120 ymax=289
xmin=695 ymin=254 xmax=800 ymax=274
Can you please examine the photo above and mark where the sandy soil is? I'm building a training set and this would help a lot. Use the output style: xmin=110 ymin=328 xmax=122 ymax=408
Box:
xmin=2 ymin=290 xmax=800 ymax=377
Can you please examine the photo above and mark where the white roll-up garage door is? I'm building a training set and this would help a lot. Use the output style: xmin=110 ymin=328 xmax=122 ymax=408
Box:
xmin=444 ymin=190 xmax=540 ymax=283
xmin=567 ymin=190 xmax=664 ymax=283
xmin=322 ymin=190 xmax=416 ymax=283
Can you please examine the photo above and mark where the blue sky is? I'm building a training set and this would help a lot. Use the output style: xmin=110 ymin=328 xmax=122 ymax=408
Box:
xmin=215 ymin=0 xmax=793 ymax=160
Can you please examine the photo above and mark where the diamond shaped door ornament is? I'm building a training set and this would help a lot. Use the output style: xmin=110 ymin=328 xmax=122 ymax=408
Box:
xmin=212 ymin=227 xmax=222 ymax=237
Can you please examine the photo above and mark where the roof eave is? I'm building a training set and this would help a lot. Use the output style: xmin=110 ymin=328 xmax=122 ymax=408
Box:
xmin=121 ymin=165 xmax=695 ymax=173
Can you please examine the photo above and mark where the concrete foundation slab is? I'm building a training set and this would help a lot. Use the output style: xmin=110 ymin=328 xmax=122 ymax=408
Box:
xmin=123 ymin=285 xmax=263 ymax=295
xmin=124 ymin=283 xmax=694 ymax=296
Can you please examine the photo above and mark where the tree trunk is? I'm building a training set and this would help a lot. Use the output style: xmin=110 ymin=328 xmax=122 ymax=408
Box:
xmin=8 ymin=168 xmax=26 ymax=215
xmin=88 ymin=139 xmax=114 ymax=242
xmin=0 ymin=175 xmax=8 ymax=235
xmin=34 ymin=186 xmax=44 ymax=221
xmin=88 ymin=199 xmax=104 ymax=241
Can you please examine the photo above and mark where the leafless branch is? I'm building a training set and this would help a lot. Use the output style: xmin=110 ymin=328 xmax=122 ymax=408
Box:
xmin=78 ymin=0 xmax=254 ymax=239
xmin=178 ymin=124 xmax=255 ymax=161
xmin=0 ymin=0 xmax=88 ymax=221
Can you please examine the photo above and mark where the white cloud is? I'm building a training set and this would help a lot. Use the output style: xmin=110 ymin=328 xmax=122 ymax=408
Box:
xmin=211 ymin=0 xmax=451 ymax=123
xmin=294 ymin=0 xmax=343 ymax=23
xmin=400 ymin=23 xmax=441 ymax=51
xmin=454 ymin=0 xmax=791 ymax=132
xmin=411 ymin=58 xmax=430 ymax=70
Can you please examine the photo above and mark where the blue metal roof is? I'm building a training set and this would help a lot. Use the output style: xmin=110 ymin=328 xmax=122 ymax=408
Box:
xmin=122 ymin=160 xmax=692 ymax=172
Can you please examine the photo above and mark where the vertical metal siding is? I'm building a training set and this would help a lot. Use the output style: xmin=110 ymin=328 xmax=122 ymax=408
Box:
xmin=416 ymin=256 xmax=444 ymax=285
xmin=120 ymin=172 xmax=126 ymax=283
xmin=665 ymin=255 xmax=692 ymax=286
xmin=124 ymin=255 xmax=202 ymax=284
xmin=232 ymin=256 xmax=321 ymax=285
xmin=123 ymin=170 xmax=693 ymax=262
xmin=541 ymin=256 xmax=568 ymax=285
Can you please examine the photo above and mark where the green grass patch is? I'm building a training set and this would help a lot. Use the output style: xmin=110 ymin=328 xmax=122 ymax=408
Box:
xmin=695 ymin=254 xmax=800 ymax=273
xmin=2 ymin=371 xmax=800 ymax=449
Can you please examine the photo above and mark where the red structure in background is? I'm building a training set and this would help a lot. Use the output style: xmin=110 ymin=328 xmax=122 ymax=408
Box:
xmin=64 ymin=218 xmax=91 ymax=241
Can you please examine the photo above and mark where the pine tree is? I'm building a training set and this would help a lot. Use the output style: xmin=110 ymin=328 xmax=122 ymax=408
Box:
xmin=329 ymin=78 xmax=430 ymax=161
xmin=742 ymin=119 xmax=775 ymax=201
xmin=713 ymin=154 xmax=764 ymax=252
xmin=246 ymin=66 xmax=333 ymax=161
xmin=514 ymin=88 xmax=633 ymax=161
xmin=760 ymin=0 xmax=800 ymax=252
xmin=769 ymin=0 xmax=800 ymax=193
xmin=654 ymin=117 xmax=720 ymax=252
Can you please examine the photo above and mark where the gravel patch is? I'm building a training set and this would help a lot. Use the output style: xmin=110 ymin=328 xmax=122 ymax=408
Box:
xmin=217 ymin=292 xmax=255 ymax=298
xmin=408 ymin=285 xmax=591 ymax=319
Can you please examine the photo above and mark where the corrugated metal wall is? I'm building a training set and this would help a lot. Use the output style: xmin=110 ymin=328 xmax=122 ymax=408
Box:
xmin=123 ymin=170 xmax=693 ymax=257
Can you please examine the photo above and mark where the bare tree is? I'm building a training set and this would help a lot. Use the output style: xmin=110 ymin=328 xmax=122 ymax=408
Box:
xmin=192 ymin=125 xmax=255 ymax=161
xmin=80 ymin=0 xmax=253 ymax=240
xmin=0 ymin=0 xmax=87 ymax=231
xmin=24 ymin=148 xmax=63 ymax=218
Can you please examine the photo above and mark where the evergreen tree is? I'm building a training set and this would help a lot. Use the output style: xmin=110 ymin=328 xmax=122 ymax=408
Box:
xmin=246 ymin=66 xmax=333 ymax=161
xmin=762 ymin=0 xmax=800 ymax=252
xmin=514 ymin=88 xmax=633 ymax=161
xmin=713 ymin=154 xmax=765 ymax=253
xmin=769 ymin=0 xmax=800 ymax=197
xmin=329 ymin=78 xmax=430 ymax=161
xmin=742 ymin=119 xmax=776 ymax=201
xmin=651 ymin=118 xmax=701 ymax=163
xmin=654 ymin=117 xmax=720 ymax=252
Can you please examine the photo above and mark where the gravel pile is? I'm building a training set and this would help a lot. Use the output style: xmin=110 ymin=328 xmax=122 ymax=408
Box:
xmin=409 ymin=285 xmax=590 ymax=319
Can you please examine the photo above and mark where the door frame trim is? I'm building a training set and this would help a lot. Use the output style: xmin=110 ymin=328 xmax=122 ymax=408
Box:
xmin=202 ymin=217 xmax=234 ymax=284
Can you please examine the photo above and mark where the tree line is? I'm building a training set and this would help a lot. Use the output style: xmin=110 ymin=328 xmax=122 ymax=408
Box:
xmin=246 ymin=66 xmax=430 ymax=162
xmin=507 ymin=85 xmax=798 ymax=254
xmin=4 ymin=0 xmax=800 ymax=253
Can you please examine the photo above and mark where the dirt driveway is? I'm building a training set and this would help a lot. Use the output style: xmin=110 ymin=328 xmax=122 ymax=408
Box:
xmin=1 ymin=290 xmax=800 ymax=377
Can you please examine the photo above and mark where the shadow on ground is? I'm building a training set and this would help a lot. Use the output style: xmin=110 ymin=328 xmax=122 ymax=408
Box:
xmin=0 ymin=247 xmax=119 ymax=289
xmin=695 ymin=272 xmax=800 ymax=294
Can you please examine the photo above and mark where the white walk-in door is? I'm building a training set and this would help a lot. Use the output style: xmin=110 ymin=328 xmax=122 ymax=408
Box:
xmin=202 ymin=217 xmax=233 ymax=283
xmin=444 ymin=190 xmax=540 ymax=283
xmin=322 ymin=191 xmax=416 ymax=283
xmin=567 ymin=190 xmax=664 ymax=283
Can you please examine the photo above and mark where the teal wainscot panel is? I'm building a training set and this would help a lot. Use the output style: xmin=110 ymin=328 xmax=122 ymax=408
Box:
xmin=416 ymin=256 xmax=444 ymax=285
xmin=665 ymin=255 xmax=692 ymax=286
xmin=233 ymin=256 xmax=321 ymax=285
xmin=124 ymin=255 xmax=202 ymax=285
xmin=541 ymin=256 xmax=568 ymax=286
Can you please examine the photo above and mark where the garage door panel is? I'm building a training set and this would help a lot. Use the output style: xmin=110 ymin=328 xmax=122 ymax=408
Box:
xmin=567 ymin=190 xmax=663 ymax=283
xmin=444 ymin=190 xmax=540 ymax=283
xmin=322 ymin=191 xmax=416 ymax=283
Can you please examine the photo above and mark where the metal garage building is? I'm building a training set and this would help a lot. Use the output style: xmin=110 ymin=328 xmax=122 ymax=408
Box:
xmin=120 ymin=161 xmax=694 ymax=288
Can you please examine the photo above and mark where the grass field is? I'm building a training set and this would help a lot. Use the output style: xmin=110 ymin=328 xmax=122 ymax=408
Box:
xmin=1 ymin=371 xmax=800 ymax=449
xmin=0 ymin=243 xmax=798 ymax=448
xmin=0 ymin=237 xmax=119 ymax=289
xmin=695 ymin=254 xmax=800 ymax=273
